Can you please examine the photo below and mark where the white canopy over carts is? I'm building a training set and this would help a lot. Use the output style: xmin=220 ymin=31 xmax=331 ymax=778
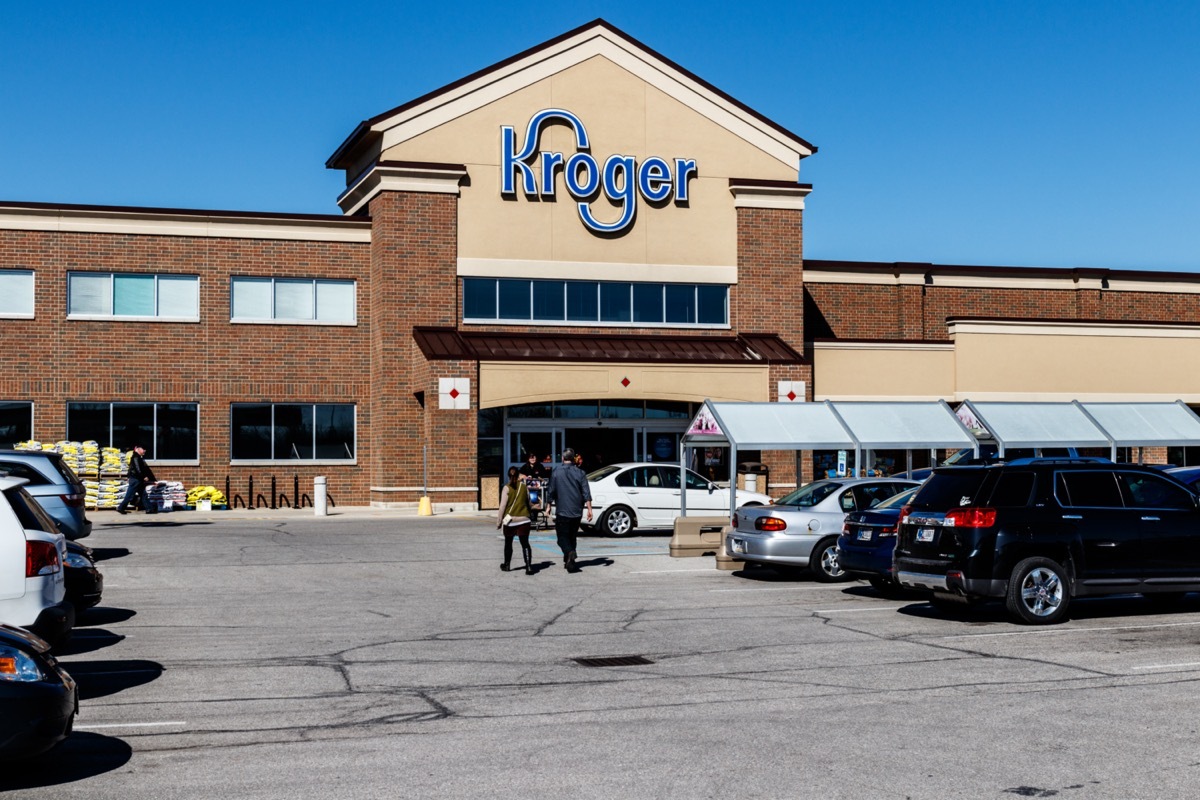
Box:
xmin=678 ymin=399 xmax=1200 ymax=518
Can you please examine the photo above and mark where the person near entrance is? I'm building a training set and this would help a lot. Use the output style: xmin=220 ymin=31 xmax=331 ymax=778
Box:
xmin=546 ymin=448 xmax=592 ymax=573
xmin=518 ymin=452 xmax=547 ymax=481
xmin=496 ymin=466 xmax=534 ymax=575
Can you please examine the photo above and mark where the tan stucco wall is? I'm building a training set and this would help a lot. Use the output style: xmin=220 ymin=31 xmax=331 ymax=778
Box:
xmin=955 ymin=331 xmax=1200 ymax=401
xmin=480 ymin=362 xmax=770 ymax=408
xmin=383 ymin=56 xmax=796 ymax=269
xmin=813 ymin=347 xmax=956 ymax=400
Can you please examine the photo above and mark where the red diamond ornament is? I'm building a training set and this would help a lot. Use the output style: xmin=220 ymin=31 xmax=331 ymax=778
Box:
xmin=449 ymin=388 xmax=460 ymax=399
xmin=787 ymin=390 xmax=797 ymax=401
xmin=621 ymin=377 xmax=631 ymax=388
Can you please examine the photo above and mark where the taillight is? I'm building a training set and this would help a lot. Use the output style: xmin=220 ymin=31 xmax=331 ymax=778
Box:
xmin=755 ymin=517 xmax=787 ymax=532
xmin=842 ymin=521 xmax=851 ymax=534
xmin=944 ymin=507 xmax=997 ymax=528
xmin=26 ymin=541 xmax=60 ymax=577
xmin=878 ymin=524 xmax=898 ymax=538
xmin=732 ymin=514 xmax=738 ymax=528
xmin=897 ymin=505 xmax=912 ymax=526
xmin=60 ymin=493 xmax=84 ymax=508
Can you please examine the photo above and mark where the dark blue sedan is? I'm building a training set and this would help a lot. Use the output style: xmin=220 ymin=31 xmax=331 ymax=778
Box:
xmin=836 ymin=487 xmax=918 ymax=594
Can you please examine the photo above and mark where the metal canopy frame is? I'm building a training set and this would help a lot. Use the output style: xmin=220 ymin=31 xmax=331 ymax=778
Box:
xmin=679 ymin=399 xmax=979 ymax=518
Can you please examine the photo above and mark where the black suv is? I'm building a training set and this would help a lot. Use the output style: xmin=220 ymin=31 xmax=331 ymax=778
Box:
xmin=894 ymin=461 xmax=1200 ymax=624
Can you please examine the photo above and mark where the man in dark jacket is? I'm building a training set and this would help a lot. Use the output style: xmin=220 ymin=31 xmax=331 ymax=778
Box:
xmin=117 ymin=444 xmax=157 ymax=514
xmin=546 ymin=448 xmax=592 ymax=573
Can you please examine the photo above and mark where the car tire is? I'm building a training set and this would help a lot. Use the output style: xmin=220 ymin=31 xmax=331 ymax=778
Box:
xmin=1005 ymin=556 xmax=1071 ymax=625
xmin=599 ymin=506 xmax=636 ymax=537
xmin=810 ymin=537 xmax=852 ymax=583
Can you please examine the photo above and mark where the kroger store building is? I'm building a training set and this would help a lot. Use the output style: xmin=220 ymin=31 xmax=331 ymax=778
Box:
xmin=4 ymin=20 xmax=1200 ymax=509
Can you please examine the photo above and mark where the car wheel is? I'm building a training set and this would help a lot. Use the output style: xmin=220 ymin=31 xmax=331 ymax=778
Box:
xmin=599 ymin=506 xmax=636 ymax=537
xmin=810 ymin=537 xmax=852 ymax=582
xmin=1006 ymin=557 xmax=1070 ymax=625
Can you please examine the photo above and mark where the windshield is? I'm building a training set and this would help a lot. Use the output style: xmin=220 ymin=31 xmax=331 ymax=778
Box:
xmin=774 ymin=481 xmax=841 ymax=508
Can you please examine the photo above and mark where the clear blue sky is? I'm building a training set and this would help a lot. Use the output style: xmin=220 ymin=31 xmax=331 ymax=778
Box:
xmin=2 ymin=1 xmax=1197 ymax=271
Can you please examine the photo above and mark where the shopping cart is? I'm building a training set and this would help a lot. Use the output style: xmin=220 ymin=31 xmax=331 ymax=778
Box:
xmin=527 ymin=478 xmax=553 ymax=531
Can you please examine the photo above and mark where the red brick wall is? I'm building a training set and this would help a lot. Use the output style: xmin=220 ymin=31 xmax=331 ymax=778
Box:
xmin=0 ymin=228 xmax=372 ymax=505
xmin=367 ymin=191 xmax=475 ymax=506
xmin=734 ymin=207 xmax=805 ymax=350
xmin=806 ymin=283 xmax=1200 ymax=341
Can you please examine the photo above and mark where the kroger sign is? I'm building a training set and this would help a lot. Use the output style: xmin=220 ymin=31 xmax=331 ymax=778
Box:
xmin=501 ymin=108 xmax=698 ymax=234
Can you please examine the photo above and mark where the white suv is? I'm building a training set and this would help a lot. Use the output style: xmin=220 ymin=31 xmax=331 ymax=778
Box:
xmin=0 ymin=476 xmax=73 ymax=644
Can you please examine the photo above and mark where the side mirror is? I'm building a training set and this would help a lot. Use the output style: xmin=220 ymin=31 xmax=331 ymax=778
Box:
xmin=708 ymin=483 xmax=716 ymax=494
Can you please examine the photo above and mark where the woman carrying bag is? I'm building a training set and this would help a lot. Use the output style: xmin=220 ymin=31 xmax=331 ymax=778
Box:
xmin=497 ymin=466 xmax=535 ymax=575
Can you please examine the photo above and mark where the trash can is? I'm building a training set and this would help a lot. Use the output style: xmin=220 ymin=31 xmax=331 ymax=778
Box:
xmin=738 ymin=462 xmax=769 ymax=494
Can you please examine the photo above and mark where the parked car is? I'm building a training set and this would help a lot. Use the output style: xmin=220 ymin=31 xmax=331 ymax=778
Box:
xmin=0 ymin=623 xmax=77 ymax=760
xmin=64 ymin=540 xmax=103 ymax=611
xmin=0 ymin=476 xmax=73 ymax=645
xmin=895 ymin=446 xmax=1080 ymax=481
xmin=582 ymin=463 xmax=773 ymax=536
xmin=727 ymin=477 xmax=919 ymax=581
xmin=1166 ymin=465 xmax=1200 ymax=492
xmin=894 ymin=460 xmax=1200 ymax=624
xmin=836 ymin=486 xmax=920 ymax=593
xmin=0 ymin=450 xmax=91 ymax=540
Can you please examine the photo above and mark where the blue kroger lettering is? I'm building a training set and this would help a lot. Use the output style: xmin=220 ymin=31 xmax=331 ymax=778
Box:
xmin=500 ymin=108 xmax=698 ymax=234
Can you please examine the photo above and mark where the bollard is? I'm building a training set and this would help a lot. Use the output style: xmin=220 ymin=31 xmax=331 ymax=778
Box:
xmin=314 ymin=476 xmax=328 ymax=516
xmin=417 ymin=495 xmax=433 ymax=516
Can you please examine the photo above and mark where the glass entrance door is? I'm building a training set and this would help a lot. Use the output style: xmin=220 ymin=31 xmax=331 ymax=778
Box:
xmin=565 ymin=428 xmax=635 ymax=472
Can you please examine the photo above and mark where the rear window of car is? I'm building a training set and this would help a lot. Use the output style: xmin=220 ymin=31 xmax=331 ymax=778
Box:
xmin=911 ymin=470 xmax=991 ymax=510
xmin=0 ymin=460 xmax=51 ymax=486
xmin=775 ymin=481 xmax=841 ymax=508
xmin=3 ymin=487 xmax=57 ymax=533
xmin=49 ymin=457 xmax=81 ymax=486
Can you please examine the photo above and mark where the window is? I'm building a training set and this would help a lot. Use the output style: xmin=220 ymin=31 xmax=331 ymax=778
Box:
xmin=67 ymin=272 xmax=199 ymax=320
xmin=66 ymin=402 xmax=199 ymax=460
xmin=463 ymin=278 xmax=729 ymax=327
xmin=0 ymin=270 xmax=34 ymax=317
xmin=230 ymin=277 xmax=356 ymax=324
xmin=989 ymin=472 xmax=1036 ymax=507
xmin=1118 ymin=472 xmax=1194 ymax=510
xmin=1056 ymin=471 xmax=1123 ymax=508
xmin=0 ymin=402 xmax=33 ymax=448
xmin=231 ymin=403 xmax=355 ymax=461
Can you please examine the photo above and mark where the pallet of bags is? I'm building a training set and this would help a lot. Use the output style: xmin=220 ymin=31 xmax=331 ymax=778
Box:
xmin=186 ymin=485 xmax=228 ymax=510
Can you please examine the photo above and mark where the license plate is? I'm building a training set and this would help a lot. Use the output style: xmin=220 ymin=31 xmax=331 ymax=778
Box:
xmin=856 ymin=530 xmax=872 ymax=541
xmin=916 ymin=528 xmax=936 ymax=543
xmin=731 ymin=539 xmax=745 ymax=554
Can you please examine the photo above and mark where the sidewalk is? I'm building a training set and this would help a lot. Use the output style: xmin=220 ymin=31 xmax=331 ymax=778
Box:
xmin=88 ymin=505 xmax=494 ymax=523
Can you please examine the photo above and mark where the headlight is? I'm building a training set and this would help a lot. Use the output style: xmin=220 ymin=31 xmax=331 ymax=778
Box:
xmin=64 ymin=551 xmax=93 ymax=569
xmin=0 ymin=645 xmax=46 ymax=682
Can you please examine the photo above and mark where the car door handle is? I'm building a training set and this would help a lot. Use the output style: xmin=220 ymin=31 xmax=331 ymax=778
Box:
xmin=1141 ymin=516 xmax=1161 ymax=522
xmin=627 ymin=490 xmax=639 ymax=494
xmin=1062 ymin=514 xmax=1083 ymax=520
xmin=1097 ymin=542 xmax=1118 ymax=547
xmin=671 ymin=491 xmax=681 ymax=496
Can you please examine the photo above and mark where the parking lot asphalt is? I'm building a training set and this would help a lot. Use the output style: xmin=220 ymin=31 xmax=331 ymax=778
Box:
xmin=6 ymin=509 xmax=1200 ymax=799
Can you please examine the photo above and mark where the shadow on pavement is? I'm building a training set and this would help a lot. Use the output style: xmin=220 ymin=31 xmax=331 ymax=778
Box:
xmin=54 ymin=628 xmax=126 ymax=657
xmin=576 ymin=557 xmax=615 ymax=569
xmin=65 ymin=659 xmax=165 ymax=701
xmin=75 ymin=607 xmax=136 ymax=628
xmin=88 ymin=547 xmax=131 ymax=562
xmin=0 ymin=733 xmax=132 ymax=789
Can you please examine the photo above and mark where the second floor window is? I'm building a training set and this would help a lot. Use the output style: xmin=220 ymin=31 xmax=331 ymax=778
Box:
xmin=230 ymin=277 xmax=356 ymax=323
xmin=0 ymin=270 xmax=34 ymax=317
xmin=68 ymin=272 xmax=199 ymax=320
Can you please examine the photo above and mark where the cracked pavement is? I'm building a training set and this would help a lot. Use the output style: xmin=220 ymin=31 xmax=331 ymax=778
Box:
xmin=6 ymin=512 xmax=1200 ymax=799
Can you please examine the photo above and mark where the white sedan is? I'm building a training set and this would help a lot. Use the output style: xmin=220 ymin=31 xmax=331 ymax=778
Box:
xmin=581 ymin=462 xmax=773 ymax=536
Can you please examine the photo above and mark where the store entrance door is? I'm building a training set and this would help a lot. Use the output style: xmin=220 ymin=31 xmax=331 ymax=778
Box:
xmin=565 ymin=428 xmax=635 ymax=472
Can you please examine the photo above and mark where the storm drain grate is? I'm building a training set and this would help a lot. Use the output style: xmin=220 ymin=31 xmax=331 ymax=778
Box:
xmin=573 ymin=655 xmax=655 ymax=668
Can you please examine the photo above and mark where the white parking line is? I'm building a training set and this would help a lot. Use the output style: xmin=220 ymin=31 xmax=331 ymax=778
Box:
xmin=710 ymin=586 xmax=844 ymax=593
xmin=74 ymin=721 xmax=186 ymax=730
xmin=630 ymin=569 xmax=719 ymax=574
xmin=814 ymin=606 xmax=903 ymax=613
xmin=1131 ymin=662 xmax=1200 ymax=671
xmin=943 ymin=620 xmax=1200 ymax=639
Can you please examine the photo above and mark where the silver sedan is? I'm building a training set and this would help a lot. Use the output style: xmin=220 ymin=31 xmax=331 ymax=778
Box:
xmin=726 ymin=477 xmax=919 ymax=581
